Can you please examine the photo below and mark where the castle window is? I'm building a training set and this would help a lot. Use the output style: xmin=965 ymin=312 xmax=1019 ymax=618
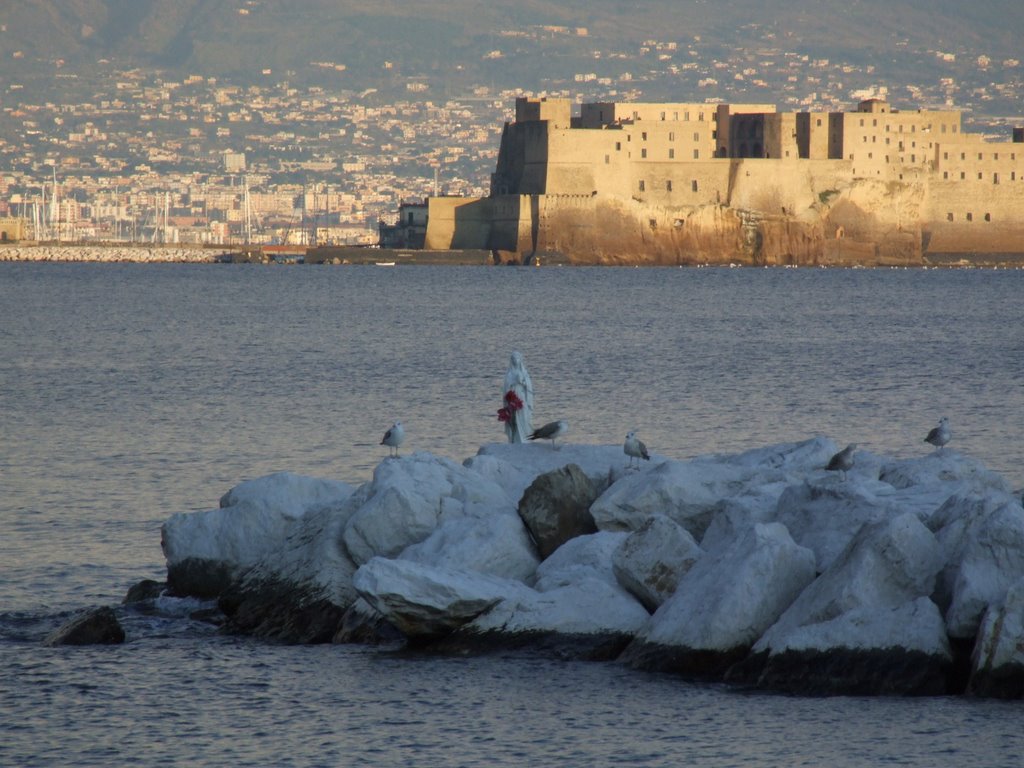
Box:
xmin=605 ymin=154 xmax=610 ymax=164
xmin=684 ymin=112 xmax=690 ymax=121
xmin=947 ymin=212 xmax=954 ymax=221
xmin=698 ymin=112 xmax=704 ymax=121
xmin=1013 ymin=172 xmax=1017 ymax=181
xmin=978 ymin=172 xmax=984 ymax=180
xmin=669 ymin=131 xmax=675 ymax=141
xmin=642 ymin=132 xmax=647 ymax=141
xmin=961 ymin=172 xmax=966 ymax=179
xmin=911 ymin=154 xmax=916 ymax=162
xmin=711 ymin=130 xmax=717 ymax=139
xmin=873 ymin=119 xmax=878 ymax=127
xmin=943 ymin=171 xmax=949 ymax=179
xmin=941 ymin=124 xmax=947 ymax=133
xmin=693 ymin=132 xmax=700 ymax=142
xmin=978 ymin=152 xmax=983 ymax=160
xmin=961 ymin=153 xmax=966 ymax=160
xmin=985 ymin=213 xmax=992 ymax=221
xmin=868 ymin=153 xmax=873 ymax=159
xmin=899 ymin=125 xmax=904 ymax=133
xmin=860 ymin=118 xmax=864 ymax=127
xmin=943 ymin=152 xmax=948 ymax=160
xmin=873 ymin=136 xmax=877 ymax=143
xmin=967 ymin=212 xmax=973 ymax=221
xmin=639 ymin=180 xmax=645 ymax=192
xmin=994 ymin=153 xmax=999 ymax=160
xmin=641 ymin=148 xmax=648 ymax=158
xmin=673 ymin=112 xmax=679 ymax=120
xmin=863 ymin=136 xmax=868 ymax=143
xmin=669 ymin=148 xmax=675 ymax=159
xmin=660 ymin=111 xmax=666 ymax=120
xmin=886 ymin=137 xmax=891 ymax=145
xmin=616 ymin=141 xmax=621 ymax=151
xmin=994 ymin=173 xmax=999 ymax=184
xmin=912 ymin=125 xmax=916 ymax=132
xmin=816 ymin=118 xmax=822 ymax=127
xmin=666 ymin=180 xmax=673 ymax=191
xmin=693 ymin=149 xmax=700 ymax=159
xmin=692 ymin=180 xmax=699 ymax=192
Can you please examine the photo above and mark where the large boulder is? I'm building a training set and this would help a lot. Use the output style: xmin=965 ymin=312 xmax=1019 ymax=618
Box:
xmin=44 ymin=606 xmax=125 ymax=646
xmin=928 ymin=492 xmax=1024 ymax=639
xmin=747 ymin=512 xmax=951 ymax=695
xmin=622 ymin=522 xmax=815 ymax=677
xmin=398 ymin=510 xmax=540 ymax=582
xmin=161 ymin=471 xmax=355 ymax=598
xmin=217 ymin=503 xmax=360 ymax=642
xmin=342 ymin=452 xmax=516 ymax=566
xmin=465 ymin=442 xmax=625 ymax=503
xmin=969 ymin=577 xmax=1024 ymax=698
xmin=517 ymin=464 xmax=601 ymax=559
xmin=612 ymin=516 xmax=703 ymax=611
xmin=591 ymin=438 xmax=834 ymax=540
xmin=774 ymin=475 xmax=902 ymax=572
xmin=352 ymin=556 xmax=530 ymax=639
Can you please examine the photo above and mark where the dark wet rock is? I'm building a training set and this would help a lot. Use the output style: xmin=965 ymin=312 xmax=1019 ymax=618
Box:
xmin=44 ymin=606 xmax=125 ymax=646
xmin=517 ymin=463 xmax=600 ymax=559
xmin=166 ymin=556 xmax=237 ymax=600
xmin=748 ymin=647 xmax=954 ymax=696
xmin=333 ymin=598 xmax=403 ymax=645
xmin=620 ymin=640 xmax=749 ymax=681
xmin=123 ymin=579 xmax=166 ymax=604
xmin=218 ymin=576 xmax=349 ymax=644
xmin=428 ymin=628 xmax=634 ymax=662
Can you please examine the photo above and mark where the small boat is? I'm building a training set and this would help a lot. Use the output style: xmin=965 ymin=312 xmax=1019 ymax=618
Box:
xmin=375 ymin=261 xmax=396 ymax=267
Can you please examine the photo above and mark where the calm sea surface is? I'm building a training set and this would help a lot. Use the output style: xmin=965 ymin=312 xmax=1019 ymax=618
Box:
xmin=1 ymin=263 xmax=1022 ymax=766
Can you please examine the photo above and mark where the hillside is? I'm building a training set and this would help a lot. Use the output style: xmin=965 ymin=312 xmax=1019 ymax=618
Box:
xmin=2 ymin=0 xmax=1022 ymax=90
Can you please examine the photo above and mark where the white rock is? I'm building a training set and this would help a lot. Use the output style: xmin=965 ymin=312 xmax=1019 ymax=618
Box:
xmin=218 ymin=471 xmax=355 ymax=516
xmin=466 ymin=577 xmax=650 ymax=637
xmin=639 ymin=522 xmax=816 ymax=651
xmin=971 ymin=577 xmax=1024 ymax=689
xmin=755 ymin=512 xmax=946 ymax=655
xmin=353 ymin=557 xmax=530 ymax=638
xmin=464 ymin=442 xmax=626 ymax=502
xmin=928 ymin=492 xmax=1024 ymax=638
xmin=398 ymin=510 xmax=540 ymax=582
xmin=774 ymin=474 xmax=902 ymax=572
xmin=879 ymin=450 xmax=1010 ymax=495
xmin=162 ymin=471 xmax=355 ymax=571
xmin=612 ymin=516 xmax=702 ymax=610
xmin=532 ymin=531 xmax=631 ymax=593
xmin=342 ymin=452 xmax=515 ymax=566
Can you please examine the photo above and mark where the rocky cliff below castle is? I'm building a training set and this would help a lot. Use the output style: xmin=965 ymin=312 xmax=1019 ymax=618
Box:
xmin=148 ymin=436 xmax=1024 ymax=698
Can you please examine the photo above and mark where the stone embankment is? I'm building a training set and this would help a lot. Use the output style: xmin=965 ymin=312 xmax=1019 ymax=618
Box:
xmin=0 ymin=245 xmax=219 ymax=263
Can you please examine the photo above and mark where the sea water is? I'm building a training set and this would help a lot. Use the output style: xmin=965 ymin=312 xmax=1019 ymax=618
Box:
xmin=1 ymin=263 xmax=1022 ymax=767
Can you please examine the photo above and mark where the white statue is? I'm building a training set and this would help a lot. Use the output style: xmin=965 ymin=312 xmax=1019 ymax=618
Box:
xmin=500 ymin=351 xmax=534 ymax=443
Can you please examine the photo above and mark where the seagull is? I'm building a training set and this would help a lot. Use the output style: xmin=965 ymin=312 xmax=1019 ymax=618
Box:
xmin=529 ymin=419 xmax=568 ymax=449
xmin=826 ymin=443 xmax=857 ymax=480
xmin=924 ymin=417 xmax=951 ymax=452
xmin=624 ymin=431 xmax=650 ymax=468
xmin=380 ymin=421 xmax=405 ymax=457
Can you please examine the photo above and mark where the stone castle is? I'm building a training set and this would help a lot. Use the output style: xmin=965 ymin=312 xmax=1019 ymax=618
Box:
xmin=424 ymin=96 xmax=1024 ymax=265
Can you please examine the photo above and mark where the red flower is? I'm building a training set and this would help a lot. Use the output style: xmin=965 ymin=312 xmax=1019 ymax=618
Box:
xmin=504 ymin=390 xmax=524 ymax=411
xmin=497 ymin=407 xmax=511 ymax=423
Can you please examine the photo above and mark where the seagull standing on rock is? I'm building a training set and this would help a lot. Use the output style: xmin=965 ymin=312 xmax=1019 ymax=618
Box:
xmin=826 ymin=443 xmax=857 ymax=480
xmin=624 ymin=431 xmax=650 ymax=468
xmin=529 ymin=420 xmax=568 ymax=449
xmin=380 ymin=421 xmax=405 ymax=458
xmin=924 ymin=417 xmax=951 ymax=452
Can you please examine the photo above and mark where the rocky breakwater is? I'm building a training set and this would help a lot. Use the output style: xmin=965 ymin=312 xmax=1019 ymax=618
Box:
xmin=0 ymin=245 xmax=217 ymax=262
xmin=158 ymin=437 xmax=1024 ymax=698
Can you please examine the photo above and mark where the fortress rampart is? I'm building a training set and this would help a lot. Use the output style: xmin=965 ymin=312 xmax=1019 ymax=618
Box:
xmin=425 ymin=95 xmax=1024 ymax=266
